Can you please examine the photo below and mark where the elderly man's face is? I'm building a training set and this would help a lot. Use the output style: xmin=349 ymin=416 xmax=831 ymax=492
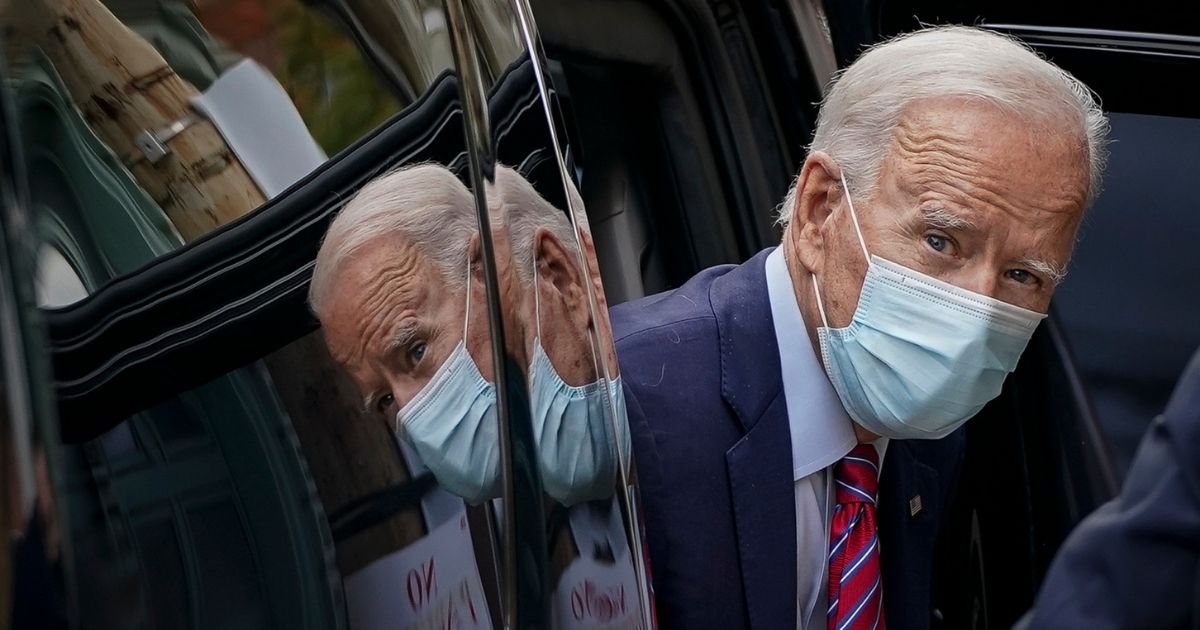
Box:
xmin=320 ymin=239 xmax=493 ymax=420
xmin=792 ymin=98 xmax=1089 ymax=334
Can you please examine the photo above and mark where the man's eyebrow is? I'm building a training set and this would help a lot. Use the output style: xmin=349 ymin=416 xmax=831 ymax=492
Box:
xmin=360 ymin=321 xmax=422 ymax=415
xmin=360 ymin=393 xmax=378 ymax=415
xmin=384 ymin=320 xmax=421 ymax=355
xmin=1021 ymin=257 xmax=1068 ymax=286
xmin=919 ymin=203 xmax=976 ymax=230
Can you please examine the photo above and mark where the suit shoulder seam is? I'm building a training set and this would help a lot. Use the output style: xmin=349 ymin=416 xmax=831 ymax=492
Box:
xmin=614 ymin=314 xmax=715 ymax=345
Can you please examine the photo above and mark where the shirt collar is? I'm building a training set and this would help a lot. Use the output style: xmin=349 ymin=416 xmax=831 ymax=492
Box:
xmin=764 ymin=248 xmax=858 ymax=481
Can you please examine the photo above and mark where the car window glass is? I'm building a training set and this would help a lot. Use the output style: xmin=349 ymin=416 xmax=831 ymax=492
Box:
xmin=6 ymin=0 xmax=460 ymax=309
xmin=1 ymin=108 xmax=71 ymax=629
xmin=6 ymin=0 xmax=663 ymax=625
xmin=486 ymin=161 xmax=653 ymax=628
xmin=6 ymin=1 xmax=527 ymax=627
xmin=56 ymin=346 xmax=504 ymax=629
xmin=191 ymin=0 xmax=410 ymax=156
xmin=452 ymin=2 xmax=656 ymax=625
xmin=303 ymin=162 xmax=507 ymax=629
xmin=1053 ymin=111 xmax=1200 ymax=473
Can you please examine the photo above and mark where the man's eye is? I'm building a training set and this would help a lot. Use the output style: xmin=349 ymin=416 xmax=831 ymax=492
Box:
xmin=924 ymin=234 xmax=951 ymax=253
xmin=408 ymin=341 xmax=427 ymax=365
xmin=376 ymin=393 xmax=395 ymax=414
xmin=1005 ymin=269 xmax=1037 ymax=285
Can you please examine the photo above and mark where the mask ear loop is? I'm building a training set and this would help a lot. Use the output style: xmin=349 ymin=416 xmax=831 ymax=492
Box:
xmin=399 ymin=252 xmax=473 ymax=434
xmin=811 ymin=170 xmax=872 ymax=328
xmin=838 ymin=171 xmax=871 ymax=263
xmin=463 ymin=251 xmax=472 ymax=343
xmin=810 ymin=270 xmax=831 ymax=329
xmin=532 ymin=253 xmax=543 ymax=342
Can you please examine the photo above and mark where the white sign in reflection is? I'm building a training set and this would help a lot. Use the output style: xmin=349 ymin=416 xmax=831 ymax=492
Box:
xmin=344 ymin=504 xmax=492 ymax=630
xmin=190 ymin=59 xmax=326 ymax=199
xmin=554 ymin=498 xmax=643 ymax=629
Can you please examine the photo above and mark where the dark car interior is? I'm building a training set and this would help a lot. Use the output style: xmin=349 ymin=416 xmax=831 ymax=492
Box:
xmin=529 ymin=0 xmax=822 ymax=303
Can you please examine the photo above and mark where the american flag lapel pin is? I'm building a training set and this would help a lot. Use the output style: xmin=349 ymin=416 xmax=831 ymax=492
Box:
xmin=908 ymin=494 xmax=924 ymax=518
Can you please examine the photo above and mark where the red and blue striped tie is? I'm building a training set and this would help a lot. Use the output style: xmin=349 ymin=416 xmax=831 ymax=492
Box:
xmin=827 ymin=444 xmax=885 ymax=630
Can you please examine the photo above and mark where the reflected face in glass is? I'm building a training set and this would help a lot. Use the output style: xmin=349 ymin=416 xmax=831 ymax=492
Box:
xmin=527 ymin=227 xmax=621 ymax=387
xmin=311 ymin=164 xmax=491 ymax=421
xmin=489 ymin=167 xmax=616 ymax=387
xmin=527 ymin=230 xmax=594 ymax=386
xmin=320 ymin=240 xmax=493 ymax=419
xmin=486 ymin=167 xmax=631 ymax=507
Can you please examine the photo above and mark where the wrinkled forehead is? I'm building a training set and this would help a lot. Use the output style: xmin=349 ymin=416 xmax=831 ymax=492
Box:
xmin=880 ymin=99 xmax=1090 ymax=215
xmin=320 ymin=243 xmax=450 ymax=356
xmin=327 ymin=239 xmax=429 ymax=297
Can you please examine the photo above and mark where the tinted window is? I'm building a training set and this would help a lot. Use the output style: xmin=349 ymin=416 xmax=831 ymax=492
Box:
xmin=1053 ymin=112 xmax=1200 ymax=471
xmin=0 ymin=84 xmax=71 ymax=629
xmin=193 ymin=0 xmax=409 ymax=155
xmin=7 ymin=0 xmax=415 ymax=307
xmin=6 ymin=2 xmax=515 ymax=627
xmin=879 ymin=0 xmax=1200 ymax=38
xmin=7 ymin=1 xmax=658 ymax=626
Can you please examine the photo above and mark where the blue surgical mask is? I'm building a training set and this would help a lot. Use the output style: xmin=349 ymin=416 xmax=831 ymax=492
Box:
xmin=395 ymin=260 xmax=501 ymax=504
xmin=528 ymin=258 xmax=631 ymax=506
xmin=812 ymin=173 xmax=1046 ymax=439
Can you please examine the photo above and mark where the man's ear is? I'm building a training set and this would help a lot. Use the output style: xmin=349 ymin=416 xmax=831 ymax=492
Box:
xmin=467 ymin=232 xmax=482 ymax=278
xmin=534 ymin=226 xmax=588 ymax=328
xmin=789 ymin=151 xmax=843 ymax=276
xmin=575 ymin=228 xmax=609 ymax=313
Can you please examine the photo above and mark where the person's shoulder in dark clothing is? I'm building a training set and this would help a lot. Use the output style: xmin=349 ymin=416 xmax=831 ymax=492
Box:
xmin=610 ymin=264 xmax=732 ymax=411
xmin=1019 ymin=348 xmax=1200 ymax=629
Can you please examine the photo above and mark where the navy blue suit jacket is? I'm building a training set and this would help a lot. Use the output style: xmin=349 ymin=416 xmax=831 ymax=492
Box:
xmin=1021 ymin=348 xmax=1200 ymax=629
xmin=611 ymin=249 xmax=965 ymax=629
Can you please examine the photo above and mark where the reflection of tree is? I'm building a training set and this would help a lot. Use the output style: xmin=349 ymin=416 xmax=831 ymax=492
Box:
xmin=13 ymin=0 xmax=265 ymax=240
xmin=192 ymin=0 xmax=432 ymax=575
xmin=276 ymin=1 xmax=400 ymax=154
xmin=195 ymin=0 xmax=401 ymax=155
xmin=193 ymin=0 xmax=522 ymax=155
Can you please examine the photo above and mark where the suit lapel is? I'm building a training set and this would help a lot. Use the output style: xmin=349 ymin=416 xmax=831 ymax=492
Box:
xmin=713 ymin=249 xmax=798 ymax=630
xmin=726 ymin=396 xmax=796 ymax=630
xmin=877 ymin=430 xmax=964 ymax=629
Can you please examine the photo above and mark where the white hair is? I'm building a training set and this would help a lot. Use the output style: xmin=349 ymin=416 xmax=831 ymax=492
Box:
xmin=308 ymin=163 xmax=477 ymax=317
xmin=777 ymin=25 xmax=1109 ymax=226
xmin=489 ymin=165 xmax=582 ymax=285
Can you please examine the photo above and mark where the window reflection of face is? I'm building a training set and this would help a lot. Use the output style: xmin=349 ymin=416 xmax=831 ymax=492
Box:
xmin=530 ymin=228 xmax=596 ymax=387
xmin=321 ymin=239 xmax=492 ymax=420
xmin=488 ymin=166 xmax=619 ymax=387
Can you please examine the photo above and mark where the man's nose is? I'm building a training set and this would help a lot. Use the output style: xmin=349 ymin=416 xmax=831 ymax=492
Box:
xmin=389 ymin=378 xmax=424 ymax=413
xmin=950 ymin=265 xmax=1002 ymax=299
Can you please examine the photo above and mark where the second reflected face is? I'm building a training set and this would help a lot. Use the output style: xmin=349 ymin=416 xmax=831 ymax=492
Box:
xmin=322 ymin=239 xmax=493 ymax=419
xmin=486 ymin=166 xmax=631 ymax=507
xmin=313 ymin=162 xmax=630 ymax=509
xmin=488 ymin=167 xmax=615 ymax=387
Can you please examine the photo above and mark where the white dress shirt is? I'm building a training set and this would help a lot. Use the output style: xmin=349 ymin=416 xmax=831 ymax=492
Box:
xmin=764 ymin=248 xmax=887 ymax=630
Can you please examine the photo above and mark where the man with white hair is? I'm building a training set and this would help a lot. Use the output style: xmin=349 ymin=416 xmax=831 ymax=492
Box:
xmin=609 ymin=25 xmax=1108 ymax=629
xmin=310 ymin=162 xmax=627 ymax=508
xmin=310 ymin=164 xmax=507 ymax=504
